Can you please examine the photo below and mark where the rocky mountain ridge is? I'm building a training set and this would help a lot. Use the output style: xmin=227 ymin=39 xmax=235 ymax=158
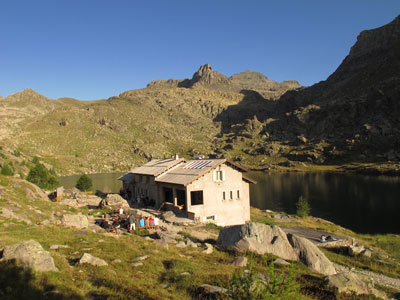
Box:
xmin=147 ymin=63 xmax=301 ymax=99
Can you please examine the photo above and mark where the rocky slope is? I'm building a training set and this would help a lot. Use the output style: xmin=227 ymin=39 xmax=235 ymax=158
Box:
xmin=217 ymin=14 xmax=400 ymax=166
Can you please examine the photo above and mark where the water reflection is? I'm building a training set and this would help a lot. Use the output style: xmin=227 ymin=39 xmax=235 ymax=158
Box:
xmin=248 ymin=171 xmax=400 ymax=234
xmin=59 ymin=173 xmax=124 ymax=194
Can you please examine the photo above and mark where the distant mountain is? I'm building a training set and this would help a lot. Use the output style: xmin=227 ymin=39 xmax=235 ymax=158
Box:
xmin=1 ymin=16 xmax=399 ymax=175
xmin=147 ymin=63 xmax=301 ymax=99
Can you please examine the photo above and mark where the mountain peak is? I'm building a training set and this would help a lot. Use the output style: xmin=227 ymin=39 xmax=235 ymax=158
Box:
xmin=190 ymin=64 xmax=230 ymax=87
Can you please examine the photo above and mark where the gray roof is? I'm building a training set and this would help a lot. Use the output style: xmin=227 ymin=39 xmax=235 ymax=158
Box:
xmin=155 ymin=159 xmax=226 ymax=186
xmin=130 ymin=158 xmax=185 ymax=176
xmin=118 ymin=173 xmax=135 ymax=184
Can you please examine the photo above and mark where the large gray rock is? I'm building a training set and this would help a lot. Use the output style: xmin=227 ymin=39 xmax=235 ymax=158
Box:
xmin=324 ymin=272 xmax=379 ymax=296
xmin=217 ymin=223 xmax=297 ymax=261
xmin=1 ymin=240 xmax=58 ymax=272
xmin=61 ymin=214 xmax=89 ymax=229
xmin=78 ymin=253 xmax=108 ymax=266
xmin=98 ymin=194 xmax=130 ymax=209
xmin=287 ymin=234 xmax=336 ymax=275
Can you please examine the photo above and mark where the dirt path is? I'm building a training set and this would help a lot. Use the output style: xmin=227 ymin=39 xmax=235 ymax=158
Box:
xmin=282 ymin=226 xmax=349 ymax=244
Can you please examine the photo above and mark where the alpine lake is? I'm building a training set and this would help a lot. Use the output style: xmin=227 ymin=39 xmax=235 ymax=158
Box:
xmin=59 ymin=171 xmax=400 ymax=235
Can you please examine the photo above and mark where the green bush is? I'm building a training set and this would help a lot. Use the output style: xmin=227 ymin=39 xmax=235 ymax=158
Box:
xmin=32 ymin=157 xmax=39 ymax=164
xmin=296 ymin=196 xmax=310 ymax=218
xmin=1 ymin=163 xmax=14 ymax=176
xmin=75 ymin=174 xmax=93 ymax=191
xmin=223 ymin=261 xmax=299 ymax=300
xmin=12 ymin=150 xmax=21 ymax=157
xmin=26 ymin=162 xmax=59 ymax=189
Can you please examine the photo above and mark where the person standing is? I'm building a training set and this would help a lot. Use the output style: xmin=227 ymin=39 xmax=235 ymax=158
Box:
xmin=128 ymin=214 xmax=136 ymax=232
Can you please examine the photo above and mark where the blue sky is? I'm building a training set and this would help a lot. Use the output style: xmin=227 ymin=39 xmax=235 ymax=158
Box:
xmin=0 ymin=1 xmax=399 ymax=100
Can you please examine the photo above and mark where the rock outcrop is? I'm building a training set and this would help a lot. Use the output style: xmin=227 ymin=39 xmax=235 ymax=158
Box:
xmin=98 ymin=194 xmax=130 ymax=210
xmin=61 ymin=214 xmax=89 ymax=229
xmin=0 ymin=207 xmax=32 ymax=225
xmin=217 ymin=223 xmax=297 ymax=261
xmin=287 ymin=234 xmax=336 ymax=276
xmin=0 ymin=240 xmax=58 ymax=272
xmin=324 ymin=272 xmax=385 ymax=298
xmin=217 ymin=222 xmax=336 ymax=275
xmin=146 ymin=64 xmax=300 ymax=99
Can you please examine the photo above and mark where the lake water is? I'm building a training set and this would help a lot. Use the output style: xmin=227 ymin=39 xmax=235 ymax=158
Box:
xmin=59 ymin=171 xmax=400 ymax=234
xmin=59 ymin=173 xmax=124 ymax=194
xmin=248 ymin=171 xmax=400 ymax=234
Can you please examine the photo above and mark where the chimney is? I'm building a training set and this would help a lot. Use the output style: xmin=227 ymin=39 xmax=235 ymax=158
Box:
xmin=175 ymin=154 xmax=179 ymax=160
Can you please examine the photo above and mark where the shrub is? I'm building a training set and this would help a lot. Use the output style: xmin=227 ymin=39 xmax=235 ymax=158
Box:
xmin=26 ymin=162 xmax=59 ymax=189
xmin=296 ymin=196 xmax=310 ymax=218
xmin=12 ymin=150 xmax=21 ymax=157
xmin=32 ymin=157 xmax=39 ymax=164
xmin=223 ymin=261 xmax=299 ymax=300
xmin=1 ymin=163 xmax=14 ymax=176
xmin=75 ymin=174 xmax=93 ymax=191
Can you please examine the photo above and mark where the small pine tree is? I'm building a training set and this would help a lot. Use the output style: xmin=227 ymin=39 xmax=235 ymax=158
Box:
xmin=224 ymin=261 xmax=299 ymax=300
xmin=26 ymin=162 xmax=59 ymax=189
xmin=296 ymin=196 xmax=311 ymax=218
xmin=75 ymin=174 xmax=93 ymax=191
xmin=1 ymin=163 xmax=14 ymax=176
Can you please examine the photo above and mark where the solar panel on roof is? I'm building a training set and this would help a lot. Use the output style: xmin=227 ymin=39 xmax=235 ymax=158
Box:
xmin=183 ymin=160 xmax=212 ymax=169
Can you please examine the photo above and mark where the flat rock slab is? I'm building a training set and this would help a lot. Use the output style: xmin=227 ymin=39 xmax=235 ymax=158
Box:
xmin=136 ymin=255 xmax=150 ymax=261
xmin=1 ymin=240 xmax=58 ymax=272
xmin=78 ymin=253 xmax=108 ymax=266
xmin=50 ymin=245 xmax=71 ymax=250
xmin=61 ymin=214 xmax=89 ymax=229
xmin=131 ymin=262 xmax=143 ymax=267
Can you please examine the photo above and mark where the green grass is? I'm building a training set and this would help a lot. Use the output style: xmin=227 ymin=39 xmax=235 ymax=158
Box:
xmin=1 ymin=177 xmax=399 ymax=299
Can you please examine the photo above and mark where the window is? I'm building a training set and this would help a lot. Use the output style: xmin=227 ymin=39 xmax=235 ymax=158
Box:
xmin=223 ymin=191 xmax=226 ymax=200
xmin=213 ymin=170 xmax=225 ymax=182
xmin=230 ymin=191 xmax=233 ymax=200
xmin=237 ymin=190 xmax=240 ymax=199
xmin=191 ymin=191 xmax=203 ymax=205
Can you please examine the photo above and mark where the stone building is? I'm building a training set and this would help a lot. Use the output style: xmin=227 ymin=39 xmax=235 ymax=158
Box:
xmin=119 ymin=157 xmax=256 ymax=226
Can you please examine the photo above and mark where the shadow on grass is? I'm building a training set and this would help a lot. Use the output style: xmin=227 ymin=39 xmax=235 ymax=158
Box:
xmin=0 ymin=260 xmax=82 ymax=300
xmin=89 ymin=274 xmax=157 ymax=300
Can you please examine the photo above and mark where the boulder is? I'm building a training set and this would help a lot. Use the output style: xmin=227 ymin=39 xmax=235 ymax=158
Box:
xmin=217 ymin=223 xmax=297 ymax=261
xmin=78 ymin=253 xmax=108 ymax=266
xmin=230 ymin=256 xmax=248 ymax=267
xmin=348 ymin=245 xmax=365 ymax=256
xmin=198 ymin=284 xmax=227 ymax=297
xmin=287 ymin=234 xmax=336 ymax=275
xmin=324 ymin=272 xmax=371 ymax=295
xmin=61 ymin=214 xmax=89 ymax=229
xmin=98 ymin=194 xmax=130 ymax=209
xmin=273 ymin=258 xmax=290 ymax=266
xmin=0 ymin=240 xmax=58 ymax=272
xmin=203 ymin=243 xmax=214 ymax=254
